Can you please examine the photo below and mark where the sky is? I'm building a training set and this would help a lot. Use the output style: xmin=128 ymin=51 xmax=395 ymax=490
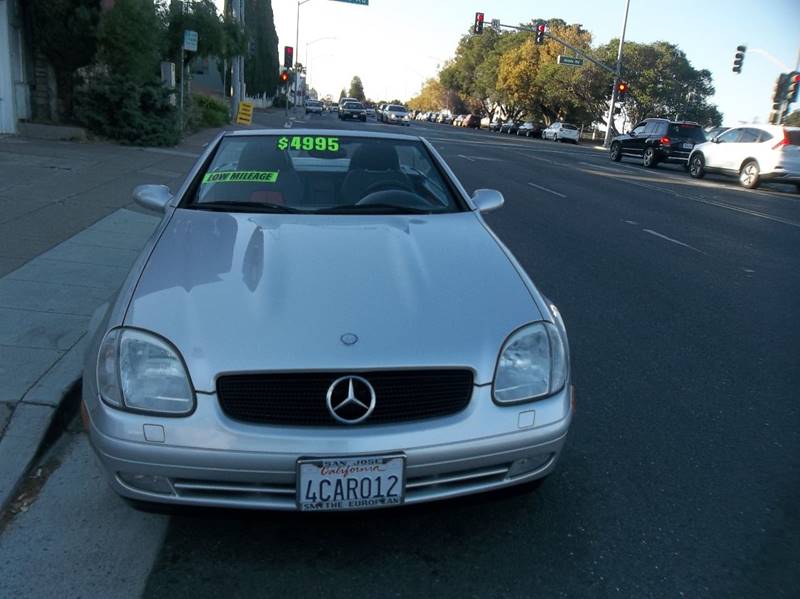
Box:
xmin=218 ymin=0 xmax=800 ymax=124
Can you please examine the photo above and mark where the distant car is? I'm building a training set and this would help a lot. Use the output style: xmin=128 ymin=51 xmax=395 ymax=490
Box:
xmin=305 ymin=100 xmax=323 ymax=115
xmin=452 ymin=115 xmax=465 ymax=127
xmin=499 ymin=121 xmax=521 ymax=134
xmin=488 ymin=119 xmax=503 ymax=132
xmin=384 ymin=104 xmax=410 ymax=126
xmin=462 ymin=115 xmax=480 ymax=129
xmin=438 ymin=113 xmax=453 ymax=125
xmin=688 ymin=125 xmax=800 ymax=190
xmin=704 ymin=126 xmax=729 ymax=141
xmin=365 ymin=108 xmax=376 ymax=119
xmin=609 ymin=118 xmax=705 ymax=166
xmin=517 ymin=122 xmax=543 ymax=138
xmin=542 ymin=122 xmax=580 ymax=143
xmin=331 ymin=105 xmax=339 ymax=113
xmin=339 ymin=101 xmax=367 ymax=122
xmin=339 ymin=97 xmax=358 ymax=109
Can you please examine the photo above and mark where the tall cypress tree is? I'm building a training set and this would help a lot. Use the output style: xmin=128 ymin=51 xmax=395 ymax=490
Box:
xmin=243 ymin=0 xmax=280 ymax=96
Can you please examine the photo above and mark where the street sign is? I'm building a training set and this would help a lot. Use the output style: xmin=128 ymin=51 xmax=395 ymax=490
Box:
xmin=330 ymin=0 xmax=368 ymax=4
xmin=183 ymin=30 xmax=198 ymax=52
xmin=491 ymin=19 xmax=501 ymax=33
xmin=236 ymin=101 xmax=254 ymax=125
xmin=557 ymin=55 xmax=584 ymax=66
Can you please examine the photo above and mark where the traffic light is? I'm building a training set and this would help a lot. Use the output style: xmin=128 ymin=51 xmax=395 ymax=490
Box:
xmin=279 ymin=70 xmax=290 ymax=85
xmin=535 ymin=23 xmax=545 ymax=44
xmin=283 ymin=46 xmax=294 ymax=69
xmin=473 ymin=12 xmax=484 ymax=35
xmin=616 ymin=81 xmax=629 ymax=102
xmin=787 ymin=73 xmax=800 ymax=105
xmin=732 ymin=45 xmax=746 ymax=74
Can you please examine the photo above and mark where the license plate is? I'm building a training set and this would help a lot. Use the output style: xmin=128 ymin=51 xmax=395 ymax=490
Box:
xmin=683 ymin=143 xmax=693 ymax=149
xmin=297 ymin=455 xmax=405 ymax=511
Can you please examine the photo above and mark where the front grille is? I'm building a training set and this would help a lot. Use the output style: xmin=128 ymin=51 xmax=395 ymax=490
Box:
xmin=217 ymin=369 xmax=474 ymax=426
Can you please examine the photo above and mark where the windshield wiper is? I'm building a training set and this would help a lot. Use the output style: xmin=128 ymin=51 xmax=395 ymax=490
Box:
xmin=192 ymin=201 xmax=302 ymax=214
xmin=319 ymin=203 xmax=435 ymax=214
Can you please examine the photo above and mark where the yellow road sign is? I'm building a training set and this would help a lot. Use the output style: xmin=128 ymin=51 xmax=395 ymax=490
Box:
xmin=236 ymin=101 xmax=254 ymax=125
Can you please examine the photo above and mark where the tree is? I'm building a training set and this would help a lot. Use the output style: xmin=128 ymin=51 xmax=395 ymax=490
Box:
xmin=408 ymin=78 xmax=447 ymax=111
xmin=591 ymin=40 xmax=721 ymax=127
xmin=785 ymin=111 xmax=800 ymax=126
xmin=98 ymin=0 xmax=163 ymax=84
xmin=349 ymin=76 xmax=366 ymax=101
xmin=27 ymin=0 xmax=101 ymax=119
xmin=339 ymin=88 xmax=347 ymax=101
xmin=242 ymin=0 xmax=280 ymax=96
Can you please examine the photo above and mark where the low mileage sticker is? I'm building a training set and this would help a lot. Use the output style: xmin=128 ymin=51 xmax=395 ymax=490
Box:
xmin=201 ymin=171 xmax=279 ymax=183
xmin=277 ymin=136 xmax=339 ymax=152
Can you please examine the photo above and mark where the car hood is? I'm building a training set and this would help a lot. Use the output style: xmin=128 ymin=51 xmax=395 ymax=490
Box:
xmin=126 ymin=209 xmax=541 ymax=391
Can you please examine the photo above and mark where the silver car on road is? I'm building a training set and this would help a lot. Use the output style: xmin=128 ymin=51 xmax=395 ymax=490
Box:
xmin=83 ymin=129 xmax=573 ymax=511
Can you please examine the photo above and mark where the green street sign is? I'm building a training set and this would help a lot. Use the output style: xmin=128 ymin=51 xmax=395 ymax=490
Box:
xmin=330 ymin=0 xmax=368 ymax=4
xmin=557 ymin=55 xmax=584 ymax=66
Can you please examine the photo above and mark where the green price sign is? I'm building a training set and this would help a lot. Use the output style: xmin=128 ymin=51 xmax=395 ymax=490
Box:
xmin=277 ymin=136 xmax=340 ymax=152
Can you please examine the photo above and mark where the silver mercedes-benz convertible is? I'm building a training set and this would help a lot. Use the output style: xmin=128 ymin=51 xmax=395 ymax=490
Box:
xmin=82 ymin=129 xmax=574 ymax=511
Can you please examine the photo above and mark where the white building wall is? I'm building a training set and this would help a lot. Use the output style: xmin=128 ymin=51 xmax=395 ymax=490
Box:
xmin=0 ymin=0 xmax=17 ymax=133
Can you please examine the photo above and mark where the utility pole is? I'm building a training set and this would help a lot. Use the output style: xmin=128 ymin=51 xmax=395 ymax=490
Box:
xmin=231 ymin=0 xmax=245 ymax=119
xmin=603 ymin=0 xmax=631 ymax=148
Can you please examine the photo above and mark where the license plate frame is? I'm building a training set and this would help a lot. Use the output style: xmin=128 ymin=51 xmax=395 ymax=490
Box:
xmin=682 ymin=143 xmax=693 ymax=149
xmin=296 ymin=454 xmax=406 ymax=511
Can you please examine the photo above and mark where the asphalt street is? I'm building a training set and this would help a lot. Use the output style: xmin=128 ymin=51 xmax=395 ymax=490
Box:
xmin=2 ymin=112 xmax=798 ymax=598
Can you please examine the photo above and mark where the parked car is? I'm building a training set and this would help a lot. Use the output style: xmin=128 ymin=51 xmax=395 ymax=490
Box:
xmin=488 ymin=119 xmax=503 ymax=132
xmin=365 ymin=108 xmax=376 ymax=119
xmin=517 ymin=122 xmax=544 ymax=138
xmin=499 ymin=120 xmax=521 ymax=134
xmin=688 ymin=125 xmax=800 ymax=190
xmin=339 ymin=101 xmax=367 ymax=122
xmin=452 ymin=115 xmax=464 ymax=127
xmin=305 ymin=100 xmax=323 ymax=115
xmin=384 ymin=104 xmax=411 ymax=126
xmin=462 ymin=115 xmax=480 ymax=128
xmin=83 ymin=129 xmax=574 ymax=512
xmin=609 ymin=118 xmax=705 ymax=166
xmin=542 ymin=122 xmax=580 ymax=143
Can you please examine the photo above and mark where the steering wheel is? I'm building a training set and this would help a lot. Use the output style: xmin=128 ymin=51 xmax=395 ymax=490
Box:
xmin=356 ymin=188 xmax=433 ymax=209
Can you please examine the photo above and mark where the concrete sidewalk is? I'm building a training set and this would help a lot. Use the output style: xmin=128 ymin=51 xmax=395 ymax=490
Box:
xmin=0 ymin=124 xmax=245 ymax=513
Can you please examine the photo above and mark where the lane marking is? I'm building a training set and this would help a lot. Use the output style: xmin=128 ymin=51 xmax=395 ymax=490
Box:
xmin=623 ymin=220 xmax=639 ymax=225
xmin=457 ymin=154 xmax=475 ymax=162
xmin=642 ymin=229 xmax=705 ymax=254
xmin=528 ymin=182 xmax=566 ymax=198
xmin=456 ymin=154 xmax=499 ymax=162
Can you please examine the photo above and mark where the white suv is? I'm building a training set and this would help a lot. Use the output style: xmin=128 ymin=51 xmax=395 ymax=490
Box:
xmin=688 ymin=125 xmax=800 ymax=191
xmin=542 ymin=122 xmax=580 ymax=143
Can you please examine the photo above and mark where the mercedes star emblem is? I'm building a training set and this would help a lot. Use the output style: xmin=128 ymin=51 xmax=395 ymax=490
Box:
xmin=326 ymin=375 xmax=376 ymax=424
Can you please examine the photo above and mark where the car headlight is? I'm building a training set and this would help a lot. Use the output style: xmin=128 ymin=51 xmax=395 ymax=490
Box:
xmin=97 ymin=328 xmax=195 ymax=415
xmin=493 ymin=322 xmax=567 ymax=404
xmin=390 ymin=113 xmax=397 ymax=119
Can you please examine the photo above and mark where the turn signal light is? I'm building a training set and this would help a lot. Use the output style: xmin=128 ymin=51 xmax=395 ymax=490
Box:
xmin=772 ymin=129 xmax=789 ymax=150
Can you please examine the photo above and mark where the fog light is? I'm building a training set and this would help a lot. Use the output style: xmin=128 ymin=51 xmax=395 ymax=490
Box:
xmin=507 ymin=454 xmax=552 ymax=478
xmin=117 ymin=472 xmax=174 ymax=495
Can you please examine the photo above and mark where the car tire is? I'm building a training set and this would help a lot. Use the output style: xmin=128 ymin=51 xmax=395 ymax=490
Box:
xmin=739 ymin=160 xmax=760 ymax=189
xmin=689 ymin=153 xmax=705 ymax=178
xmin=609 ymin=142 xmax=622 ymax=162
xmin=643 ymin=147 xmax=658 ymax=168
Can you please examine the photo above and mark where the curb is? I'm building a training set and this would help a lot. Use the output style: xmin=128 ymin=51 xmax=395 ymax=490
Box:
xmin=0 ymin=338 xmax=86 ymax=513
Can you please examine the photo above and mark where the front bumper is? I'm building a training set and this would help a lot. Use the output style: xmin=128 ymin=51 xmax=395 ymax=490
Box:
xmin=86 ymin=383 xmax=573 ymax=510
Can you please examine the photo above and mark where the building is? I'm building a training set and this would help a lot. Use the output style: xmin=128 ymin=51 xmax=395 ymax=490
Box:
xmin=0 ymin=0 xmax=31 ymax=134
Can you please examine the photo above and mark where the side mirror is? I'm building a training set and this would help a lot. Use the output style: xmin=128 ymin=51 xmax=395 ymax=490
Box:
xmin=711 ymin=137 xmax=720 ymax=143
xmin=628 ymin=130 xmax=636 ymax=136
xmin=133 ymin=184 xmax=172 ymax=213
xmin=472 ymin=188 xmax=504 ymax=213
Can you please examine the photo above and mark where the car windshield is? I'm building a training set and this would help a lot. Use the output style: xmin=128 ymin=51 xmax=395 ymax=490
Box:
xmin=388 ymin=105 xmax=406 ymax=112
xmin=668 ymin=124 xmax=706 ymax=141
xmin=343 ymin=102 xmax=363 ymax=109
xmin=189 ymin=134 xmax=463 ymax=215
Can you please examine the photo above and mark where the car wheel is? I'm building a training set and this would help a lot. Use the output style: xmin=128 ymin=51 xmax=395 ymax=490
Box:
xmin=555 ymin=135 xmax=560 ymax=142
xmin=643 ymin=147 xmax=658 ymax=168
xmin=689 ymin=153 xmax=705 ymax=178
xmin=609 ymin=142 xmax=622 ymax=162
xmin=739 ymin=160 xmax=760 ymax=189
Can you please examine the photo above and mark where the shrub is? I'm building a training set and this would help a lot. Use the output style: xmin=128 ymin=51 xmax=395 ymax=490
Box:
xmin=272 ymin=95 xmax=293 ymax=108
xmin=189 ymin=93 xmax=230 ymax=128
xmin=75 ymin=72 xmax=180 ymax=146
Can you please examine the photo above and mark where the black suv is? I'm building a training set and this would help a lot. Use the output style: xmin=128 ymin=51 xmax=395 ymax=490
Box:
xmin=609 ymin=118 xmax=706 ymax=167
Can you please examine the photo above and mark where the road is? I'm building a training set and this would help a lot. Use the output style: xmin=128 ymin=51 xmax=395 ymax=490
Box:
xmin=1 ymin=111 xmax=798 ymax=598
